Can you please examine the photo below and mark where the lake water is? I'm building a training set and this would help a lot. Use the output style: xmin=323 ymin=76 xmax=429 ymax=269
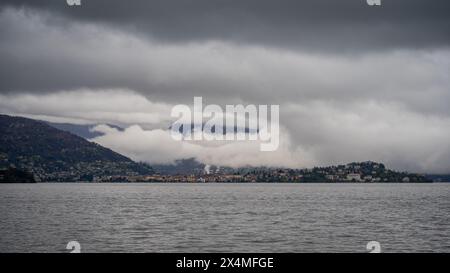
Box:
xmin=0 ymin=183 xmax=449 ymax=253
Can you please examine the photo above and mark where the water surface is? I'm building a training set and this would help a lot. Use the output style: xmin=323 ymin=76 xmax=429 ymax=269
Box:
xmin=0 ymin=183 xmax=449 ymax=252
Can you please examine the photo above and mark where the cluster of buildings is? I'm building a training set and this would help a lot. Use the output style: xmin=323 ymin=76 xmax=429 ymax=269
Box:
xmin=1 ymin=156 xmax=430 ymax=183
xmin=90 ymin=161 xmax=430 ymax=183
xmin=0 ymin=158 xmax=149 ymax=182
xmin=294 ymin=161 xmax=430 ymax=183
xmin=92 ymin=174 xmax=250 ymax=183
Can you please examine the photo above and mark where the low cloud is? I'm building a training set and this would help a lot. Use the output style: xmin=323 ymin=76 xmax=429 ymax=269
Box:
xmin=283 ymin=101 xmax=450 ymax=173
xmin=0 ymin=89 xmax=173 ymax=127
xmin=1 ymin=84 xmax=450 ymax=173
xmin=90 ymin=124 xmax=312 ymax=168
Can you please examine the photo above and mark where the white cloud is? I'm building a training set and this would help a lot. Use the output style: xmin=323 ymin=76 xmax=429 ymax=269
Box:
xmin=90 ymin=124 xmax=313 ymax=168
xmin=0 ymin=89 xmax=173 ymax=127
xmin=283 ymin=101 xmax=450 ymax=173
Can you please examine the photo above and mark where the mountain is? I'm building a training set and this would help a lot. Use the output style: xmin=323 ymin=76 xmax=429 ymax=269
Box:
xmin=0 ymin=114 xmax=152 ymax=181
xmin=45 ymin=121 xmax=124 ymax=139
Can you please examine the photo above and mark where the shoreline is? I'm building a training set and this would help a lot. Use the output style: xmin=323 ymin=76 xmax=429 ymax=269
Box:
xmin=1 ymin=181 xmax=442 ymax=184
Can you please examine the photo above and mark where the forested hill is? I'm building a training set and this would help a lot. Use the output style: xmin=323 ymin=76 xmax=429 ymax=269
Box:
xmin=0 ymin=114 xmax=152 ymax=181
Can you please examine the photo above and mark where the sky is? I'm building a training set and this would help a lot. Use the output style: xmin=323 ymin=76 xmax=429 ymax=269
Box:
xmin=0 ymin=0 xmax=449 ymax=173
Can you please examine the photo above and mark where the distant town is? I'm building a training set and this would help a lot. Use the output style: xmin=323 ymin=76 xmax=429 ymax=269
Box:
xmin=0 ymin=160 xmax=433 ymax=183
xmin=84 ymin=161 xmax=431 ymax=183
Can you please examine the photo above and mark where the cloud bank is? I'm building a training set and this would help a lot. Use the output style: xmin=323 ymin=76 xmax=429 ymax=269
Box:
xmin=0 ymin=3 xmax=449 ymax=173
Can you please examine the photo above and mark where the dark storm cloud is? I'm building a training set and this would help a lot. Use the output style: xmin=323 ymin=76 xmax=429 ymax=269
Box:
xmin=1 ymin=0 xmax=450 ymax=51
xmin=1 ymin=0 xmax=449 ymax=96
xmin=1 ymin=1 xmax=450 ymax=172
xmin=0 ymin=4 xmax=449 ymax=113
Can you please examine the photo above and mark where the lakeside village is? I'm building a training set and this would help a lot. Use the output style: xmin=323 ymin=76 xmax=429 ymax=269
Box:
xmin=0 ymin=160 xmax=431 ymax=183
xmin=80 ymin=161 xmax=430 ymax=183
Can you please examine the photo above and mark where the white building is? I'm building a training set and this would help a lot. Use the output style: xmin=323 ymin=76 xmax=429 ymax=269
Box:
xmin=347 ymin=173 xmax=361 ymax=181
